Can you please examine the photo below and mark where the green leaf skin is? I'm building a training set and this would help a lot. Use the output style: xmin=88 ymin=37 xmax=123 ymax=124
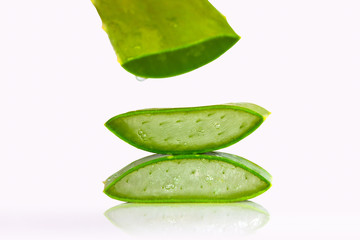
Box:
xmin=105 ymin=103 xmax=270 ymax=154
xmin=104 ymin=152 xmax=272 ymax=203
xmin=91 ymin=0 xmax=240 ymax=78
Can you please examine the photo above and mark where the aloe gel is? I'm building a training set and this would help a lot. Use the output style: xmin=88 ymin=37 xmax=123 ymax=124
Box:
xmin=105 ymin=103 xmax=270 ymax=154
xmin=104 ymin=152 xmax=272 ymax=203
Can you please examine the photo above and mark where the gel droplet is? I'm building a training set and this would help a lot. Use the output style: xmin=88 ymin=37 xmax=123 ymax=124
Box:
xmin=205 ymin=175 xmax=214 ymax=181
xmin=215 ymin=123 xmax=220 ymax=129
xmin=165 ymin=184 xmax=175 ymax=190
xmin=136 ymin=76 xmax=147 ymax=82
xmin=138 ymin=129 xmax=147 ymax=140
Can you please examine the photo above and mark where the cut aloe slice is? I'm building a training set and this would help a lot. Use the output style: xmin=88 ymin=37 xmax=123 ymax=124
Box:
xmin=104 ymin=152 xmax=271 ymax=202
xmin=92 ymin=0 xmax=240 ymax=78
xmin=105 ymin=202 xmax=269 ymax=236
xmin=105 ymin=103 xmax=270 ymax=154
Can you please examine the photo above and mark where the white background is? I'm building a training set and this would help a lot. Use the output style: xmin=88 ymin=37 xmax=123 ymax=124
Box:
xmin=1 ymin=0 xmax=360 ymax=239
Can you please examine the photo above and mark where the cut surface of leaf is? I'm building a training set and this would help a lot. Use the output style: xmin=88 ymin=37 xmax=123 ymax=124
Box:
xmin=92 ymin=0 xmax=240 ymax=78
xmin=104 ymin=152 xmax=271 ymax=202
xmin=105 ymin=103 xmax=270 ymax=154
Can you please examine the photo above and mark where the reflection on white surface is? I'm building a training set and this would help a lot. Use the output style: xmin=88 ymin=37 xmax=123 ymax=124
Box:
xmin=105 ymin=201 xmax=269 ymax=237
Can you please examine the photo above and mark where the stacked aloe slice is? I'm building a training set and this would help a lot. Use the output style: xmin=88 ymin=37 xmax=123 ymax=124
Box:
xmin=104 ymin=103 xmax=271 ymax=202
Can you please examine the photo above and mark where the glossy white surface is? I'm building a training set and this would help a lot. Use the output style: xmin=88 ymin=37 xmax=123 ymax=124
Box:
xmin=1 ymin=0 xmax=360 ymax=239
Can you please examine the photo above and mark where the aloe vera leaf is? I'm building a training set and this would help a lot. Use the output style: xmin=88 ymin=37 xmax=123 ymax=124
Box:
xmin=105 ymin=103 xmax=270 ymax=154
xmin=91 ymin=0 xmax=240 ymax=78
xmin=104 ymin=202 xmax=269 ymax=235
xmin=104 ymin=152 xmax=272 ymax=203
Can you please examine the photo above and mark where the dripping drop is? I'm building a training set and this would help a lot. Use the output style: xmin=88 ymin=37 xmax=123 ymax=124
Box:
xmin=136 ymin=76 xmax=148 ymax=82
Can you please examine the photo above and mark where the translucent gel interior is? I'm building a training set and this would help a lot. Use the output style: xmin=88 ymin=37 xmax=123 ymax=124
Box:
xmin=109 ymin=159 xmax=267 ymax=200
xmin=114 ymin=108 xmax=260 ymax=153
